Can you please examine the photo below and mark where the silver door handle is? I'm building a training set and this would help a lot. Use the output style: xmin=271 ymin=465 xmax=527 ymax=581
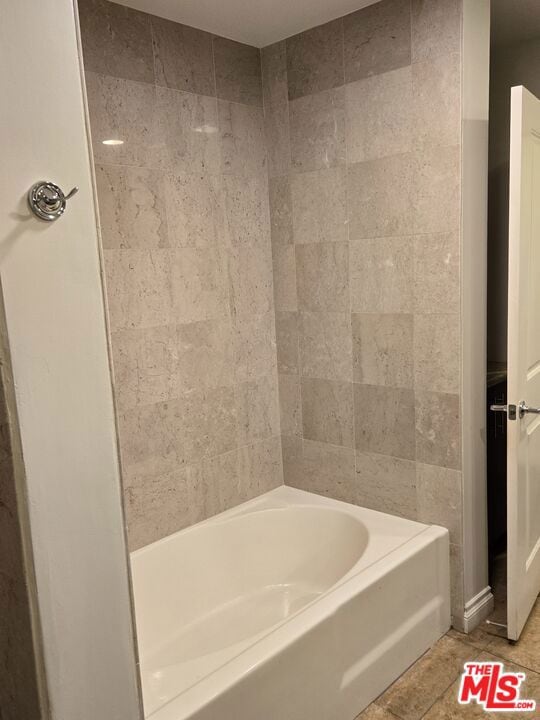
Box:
xmin=491 ymin=402 xmax=540 ymax=420
xmin=490 ymin=404 xmax=517 ymax=420
xmin=518 ymin=401 xmax=540 ymax=418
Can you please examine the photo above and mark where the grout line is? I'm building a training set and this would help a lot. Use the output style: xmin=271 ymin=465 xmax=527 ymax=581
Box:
xmin=335 ymin=10 xmax=359 ymax=479
xmin=148 ymin=16 xmax=158 ymax=87
xmin=279 ymin=37 xmax=302 ymax=453
xmin=210 ymin=34 xmax=218 ymax=99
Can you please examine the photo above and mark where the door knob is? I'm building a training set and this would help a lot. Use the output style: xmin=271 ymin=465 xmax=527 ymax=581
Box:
xmin=28 ymin=181 xmax=79 ymax=221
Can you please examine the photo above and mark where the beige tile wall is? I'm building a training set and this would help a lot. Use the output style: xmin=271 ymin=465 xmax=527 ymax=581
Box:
xmin=79 ymin=0 xmax=282 ymax=550
xmin=263 ymin=0 xmax=465 ymax=621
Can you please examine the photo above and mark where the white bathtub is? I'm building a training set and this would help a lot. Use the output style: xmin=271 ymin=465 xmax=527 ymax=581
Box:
xmin=130 ymin=486 xmax=450 ymax=720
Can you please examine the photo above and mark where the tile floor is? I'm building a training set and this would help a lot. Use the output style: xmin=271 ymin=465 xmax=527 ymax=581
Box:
xmin=355 ymin=597 xmax=540 ymax=719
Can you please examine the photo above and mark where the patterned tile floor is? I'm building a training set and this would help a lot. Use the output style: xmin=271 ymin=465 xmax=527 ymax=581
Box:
xmin=355 ymin=598 xmax=540 ymax=719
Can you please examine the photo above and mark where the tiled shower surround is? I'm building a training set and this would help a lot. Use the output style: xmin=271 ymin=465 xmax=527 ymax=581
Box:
xmin=81 ymin=0 xmax=464 ymax=618
xmin=80 ymin=0 xmax=282 ymax=551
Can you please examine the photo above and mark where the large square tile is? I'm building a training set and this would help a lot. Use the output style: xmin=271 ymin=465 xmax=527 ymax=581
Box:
xmin=413 ymin=233 xmax=460 ymax=313
xmin=104 ymin=249 xmax=172 ymax=330
xmin=285 ymin=437 xmax=357 ymax=502
xmin=291 ymin=166 xmax=348 ymax=244
xmin=157 ymin=87 xmax=220 ymax=174
xmin=352 ymin=313 xmax=413 ymax=388
xmin=486 ymin=601 xmax=540 ymax=674
xmin=219 ymin=101 xmax=267 ymax=177
xmin=411 ymin=0 xmax=462 ymax=63
xmin=275 ymin=310 xmax=300 ymax=374
xmin=354 ymin=384 xmax=415 ymax=460
xmin=213 ymin=37 xmax=262 ymax=106
xmin=165 ymin=172 xmax=222 ymax=248
xmin=228 ymin=243 xmax=274 ymax=317
xmin=412 ymin=51 xmax=461 ymax=150
xmin=413 ymin=314 xmax=460 ymax=394
xmin=376 ymin=635 xmax=473 ymax=720
xmin=86 ymin=73 xmax=162 ymax=168
xmin=354 ymin=451 xmax=417 ymax=519
xmin=264 ymin=101 xmax=291 ymax=178
xmin=416 ymin=463 xmax=462 ymax=544
xmin=301 ymin=377 xmax=354 ymax=447
xmin=286 ymin=18 xmax=344 ymax=100
xmin=111 ymin=325 xmax=177 ymax=411
xmin=344 ymin=0 xmax=412 ymax=83
xmin=124 ymin=464 xmax=203 ymax=550
xmin=152 ymin=17 xmax=215 ymax=95
xmin=289 ymin=88 xmax=346 ymax=173
xmin=233 ymin=312 xmax=277 ymax=383
xmin=299 ymin=311 xmax=353 ymax=381
xmin=176 ymin=319 xmax=235 ymax=394
xmin=269 ymin=176 xmax=293 ymax=247
xmin=261 ymin=41 xmax=288 ymax=108
xmin=415 ymin=390 xmax=461 ymax=469
xmin=222 ymin=173 xmax=270 ymax=248
xmin=350 ymin=238 xmax=413 ymax=313
xmin=346 ymin=66 xmax=413 ymax=163
xmin=347 ymin=154 xmax=415 ymax=238
xmin=79 ymin=0 xmax=154 ymax=83
xmin=235 ymin=374 xmax=280 ymax=445
xmin=449 ymin=543 xmax=464 ymax=623
xmin=170 ymin=246 xmax=229 ymax=323
xmin=203 ymin=436 xmax=283 ymax=513
xmin=296 ymin=241 xmax=350 ymax=312
xmin=412 ymin=146 xmax=461 ymax=234
xmin=96 ymin=165 xmax=168 ymax=249
xmin=273 ymin=245 xmax=298 ymax=311
xmin=278 ymin=374 xmax=303 ymax=436
xmin=119 ymin=386 xmax=238 ymax=476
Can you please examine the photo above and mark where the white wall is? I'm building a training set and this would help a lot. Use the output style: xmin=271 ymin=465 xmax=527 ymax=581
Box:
xmin=0 ymin=1 xmax=142 ymax=718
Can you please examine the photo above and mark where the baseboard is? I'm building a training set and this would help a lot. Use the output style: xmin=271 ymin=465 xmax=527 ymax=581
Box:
xmin=458 ymin=586 xmax=494 ymax=634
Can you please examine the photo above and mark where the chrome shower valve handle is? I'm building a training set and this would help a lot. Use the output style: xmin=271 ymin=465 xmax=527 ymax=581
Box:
xmin=28 ymin=180 xmax=79 ymax=221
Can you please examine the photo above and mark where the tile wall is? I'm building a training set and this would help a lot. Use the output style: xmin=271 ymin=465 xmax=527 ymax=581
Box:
xmin=262 ymin=0 xmax=465 ymax=620
xmin=79 ymin=0 xmax=282 ymax=550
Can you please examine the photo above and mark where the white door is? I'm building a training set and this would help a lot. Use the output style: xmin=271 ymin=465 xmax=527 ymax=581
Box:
xmin=0 ymin=1 xmax=141 ymax=716
xmin=507 ymin=85 xmax=540 ymax=641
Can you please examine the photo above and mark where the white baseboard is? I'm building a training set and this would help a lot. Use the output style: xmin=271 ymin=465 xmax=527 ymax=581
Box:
xmin=458 ymin=586 xmax=495 ymax=634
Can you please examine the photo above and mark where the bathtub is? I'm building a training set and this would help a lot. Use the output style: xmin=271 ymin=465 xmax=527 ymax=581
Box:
xmin=130 ymin=486 xmax=450 ymax=720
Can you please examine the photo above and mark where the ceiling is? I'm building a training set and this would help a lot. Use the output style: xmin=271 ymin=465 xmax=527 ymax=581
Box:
xmin=112 ymin=0 xmax=379 ymax=47
xmin=491 ymin=0 xmax=540 ymax=47
xmin=112 ymin=0 xmax=540 ymax=50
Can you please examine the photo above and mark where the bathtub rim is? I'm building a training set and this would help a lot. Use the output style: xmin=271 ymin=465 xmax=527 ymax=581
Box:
xmin=131 ymin=485 xmax=431 ymax=561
